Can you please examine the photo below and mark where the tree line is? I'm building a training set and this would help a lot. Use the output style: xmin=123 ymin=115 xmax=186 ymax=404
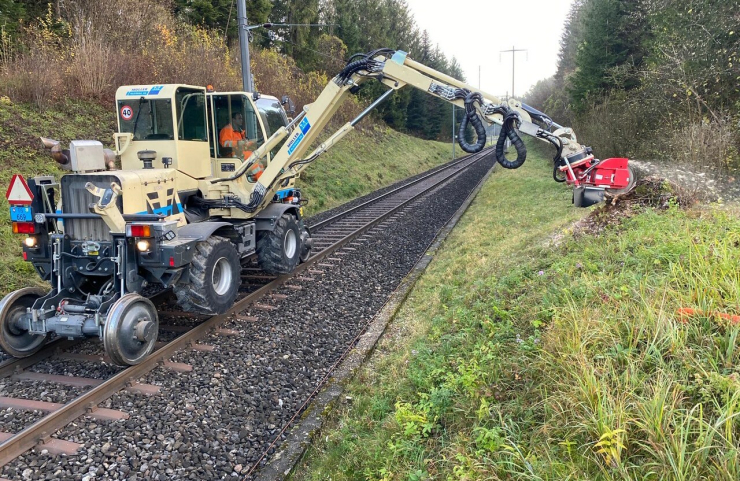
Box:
xmin=0 ymin=0 xmax=465 ymax=141
xmin=525 ymin=0 xmax=739 ymax=168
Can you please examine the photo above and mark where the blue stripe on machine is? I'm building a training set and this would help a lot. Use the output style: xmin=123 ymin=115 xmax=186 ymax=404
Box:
xmin=136 ymin=203 xmax=182 ymax=216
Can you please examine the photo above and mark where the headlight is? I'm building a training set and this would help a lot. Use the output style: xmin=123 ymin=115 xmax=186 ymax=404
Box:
xmin=136 ymin=240 xmax=150 ymax=252
xmin=24 ymin=236 xmax=37 ymax=248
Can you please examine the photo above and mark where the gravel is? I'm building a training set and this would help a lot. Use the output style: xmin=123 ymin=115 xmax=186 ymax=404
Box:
xmin=1 ymin=153 xmax=495 ymax=480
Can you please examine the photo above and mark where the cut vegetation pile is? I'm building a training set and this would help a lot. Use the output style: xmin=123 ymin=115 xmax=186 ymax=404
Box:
xmin=574 ymin=176 xmax=696 ymax=236
xmin=295 ymin=150 xmax=740 ymax=480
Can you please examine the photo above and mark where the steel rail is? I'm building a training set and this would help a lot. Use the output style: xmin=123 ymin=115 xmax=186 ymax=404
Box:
xmin=309 ymin=154 xmax=474 ymax=232
xmin=0 ymin=148 xmax=491 ymax=467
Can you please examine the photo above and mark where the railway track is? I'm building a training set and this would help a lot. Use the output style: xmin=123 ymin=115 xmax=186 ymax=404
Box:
xmin=0 ymin=148 xmax=493 ymax=476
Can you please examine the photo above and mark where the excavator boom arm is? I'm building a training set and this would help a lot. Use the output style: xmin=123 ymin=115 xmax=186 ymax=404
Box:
xmin=216 ymin=49 xmax=605 ymax=211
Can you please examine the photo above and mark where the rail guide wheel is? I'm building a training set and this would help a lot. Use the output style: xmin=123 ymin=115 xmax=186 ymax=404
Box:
xmin=0 ymin=287 xmax=48 ymax=358
xmin=103 ymin=293 xmax=159 ymax=366
xmin=299 ymin=226 xmax=312 ymax=263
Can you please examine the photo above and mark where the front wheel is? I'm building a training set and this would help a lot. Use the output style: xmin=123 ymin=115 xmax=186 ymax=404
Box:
xmin=174 ymin=236 xmax=241 ymax=314
xmin=256 ymin=214 xmax=302 ymax=275
xmin=0 ymin=287 xmax=48 ymax=358
xmin=103 ymin=293 xmax=158 ymax=366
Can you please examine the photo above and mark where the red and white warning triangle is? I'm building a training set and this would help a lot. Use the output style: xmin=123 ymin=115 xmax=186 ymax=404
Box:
xmin=6 ymin=175 xmax=33 ymax=205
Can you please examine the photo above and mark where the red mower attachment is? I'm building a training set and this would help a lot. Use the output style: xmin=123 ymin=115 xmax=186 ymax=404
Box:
xmin=556 ymin=149 xmax=636 ymax=207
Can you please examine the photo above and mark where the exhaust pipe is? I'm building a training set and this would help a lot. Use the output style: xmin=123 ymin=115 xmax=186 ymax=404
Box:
xmin=40 ymin=137 xmax=70 ymax=166
xmin=103 ymin=149 xmax=117 ymax=170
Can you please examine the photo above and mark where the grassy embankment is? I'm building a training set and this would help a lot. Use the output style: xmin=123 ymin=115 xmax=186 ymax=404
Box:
xmin=0 ymin=98 xmax=453 ymax=295
xmin=294 ymin=146 xmax=740 ymax=479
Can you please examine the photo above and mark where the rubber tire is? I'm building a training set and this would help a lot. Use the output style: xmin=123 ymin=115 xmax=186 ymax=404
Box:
xmin=256 ymin=214 xmax=301 ymax=275
xmin=606 ymin=164 xmax=637 ymax=197
xmin=174 ymin=236 xmax=241 ymax=314
xmin=0 ymin=287 xmax=48 ymax=358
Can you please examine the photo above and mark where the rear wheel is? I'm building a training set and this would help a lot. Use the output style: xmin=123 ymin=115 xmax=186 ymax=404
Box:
xmin=0 ymin=287 xmax=48 ymax=358
xmin=257 ymin=214 xmax=302 ymax=274
xmin=175 ymin=236 xmax=241 ymax=314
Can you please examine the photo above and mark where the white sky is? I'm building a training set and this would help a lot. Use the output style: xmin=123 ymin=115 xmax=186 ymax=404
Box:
xmin=403 ymin=0 xmax=574 ymax=98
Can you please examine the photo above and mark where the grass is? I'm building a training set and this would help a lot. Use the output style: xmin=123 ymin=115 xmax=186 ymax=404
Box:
xmin=291 ymin=145 xmax=740 ymax=480
xmin=0 ymin=97 xmax=115 ymax=294
xmin=0 ymin=98 xmax=454 ymax=295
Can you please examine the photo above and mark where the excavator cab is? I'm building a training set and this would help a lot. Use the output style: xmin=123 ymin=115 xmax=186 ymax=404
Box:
xmin=205 ymin=91 xmax=289 ymax=180
xmin=113 ymin=85 xmax=290 ymax=185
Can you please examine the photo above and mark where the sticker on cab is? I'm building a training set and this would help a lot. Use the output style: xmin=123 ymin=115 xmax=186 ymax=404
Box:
xmin=120 ymin=105 xmax=134 ymax=121
xmin=126 ymin=87 xmax=150 ymax=97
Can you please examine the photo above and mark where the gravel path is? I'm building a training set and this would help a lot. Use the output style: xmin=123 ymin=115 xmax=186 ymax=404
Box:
xmin=1 ymin=154 xmax=494 ymax=480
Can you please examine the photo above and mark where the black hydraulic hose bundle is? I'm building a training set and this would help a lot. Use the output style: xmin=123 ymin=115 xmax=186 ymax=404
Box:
xmin=538 ymin=132 xmax=567 ymax=182
xmin=495 ymin=110 xmax=527 ymax=169
xmin=336 ymin=48 xmax=394 ymax=84
xmin=192 ymin=193 xmax=262 ymax=214
xmin=457 ymin=91 xmax=488 ymax=154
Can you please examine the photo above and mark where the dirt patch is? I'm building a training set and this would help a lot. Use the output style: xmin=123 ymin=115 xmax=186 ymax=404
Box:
xmin=573 ymin=177 xmax=696 ymax=236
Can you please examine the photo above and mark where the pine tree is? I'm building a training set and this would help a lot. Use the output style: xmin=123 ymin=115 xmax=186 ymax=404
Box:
xmin=568 ymin=0 xmax=648 ymax=108
xmin=173 ymin=0 xmax=271 ymax=39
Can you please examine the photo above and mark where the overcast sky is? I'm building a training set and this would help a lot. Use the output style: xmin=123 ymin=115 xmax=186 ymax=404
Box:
xmin=403 ymin=0 xmax=574 ymax=98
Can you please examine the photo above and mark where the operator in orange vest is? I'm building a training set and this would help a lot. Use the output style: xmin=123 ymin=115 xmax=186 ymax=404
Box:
xmin=219 ymin=111 xmax=265 ymax=181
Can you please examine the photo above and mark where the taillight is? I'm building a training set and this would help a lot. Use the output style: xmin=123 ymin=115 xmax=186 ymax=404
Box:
xmin=127 ymin=224 xmax=151 ymax=237
xmin=12 ymin=222 xmax=35 ymax=234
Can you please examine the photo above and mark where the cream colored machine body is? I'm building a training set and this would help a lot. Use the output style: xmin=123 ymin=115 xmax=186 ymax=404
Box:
xmin=1 ymin=49 xmax=632 ymax=366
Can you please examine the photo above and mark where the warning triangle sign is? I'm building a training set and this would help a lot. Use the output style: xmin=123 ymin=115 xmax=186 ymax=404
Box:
xmin=6 ymin=175 xmax=33 ymax=205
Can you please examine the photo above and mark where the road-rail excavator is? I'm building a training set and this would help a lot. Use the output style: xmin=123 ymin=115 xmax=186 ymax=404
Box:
xmin=0 ymin=48 xmax=634 ymax=365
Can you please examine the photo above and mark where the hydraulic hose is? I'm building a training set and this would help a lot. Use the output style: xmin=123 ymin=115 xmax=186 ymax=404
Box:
xmin=495 ymin=112 xmax=527 ymax=169
xmin=457 ymin=92 xmax=487 ymax=154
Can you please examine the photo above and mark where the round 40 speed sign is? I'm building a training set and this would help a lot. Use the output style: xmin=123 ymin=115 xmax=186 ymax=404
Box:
xmin=120 ymin=105 xmax=134 ymax=121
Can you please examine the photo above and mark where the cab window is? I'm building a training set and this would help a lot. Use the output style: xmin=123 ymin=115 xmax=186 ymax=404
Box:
xmin=256 ymin=98 xmax=289 ymax=158
xmin=211 ymin=94 xmax=264 ymax=159
xmin=118 ymin=98 xmax=174 ymax=141
xmin=175 ymin=88 xmax=207 ymax=141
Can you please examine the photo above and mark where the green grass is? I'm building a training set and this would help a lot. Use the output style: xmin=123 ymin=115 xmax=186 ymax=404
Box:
xmin=292 ymin=147 xmax=740 ymax=480
xmin=0 ymin=99 xmax=454 ymax=295
xmin=0 ymin=97 xmax=115 ymax=294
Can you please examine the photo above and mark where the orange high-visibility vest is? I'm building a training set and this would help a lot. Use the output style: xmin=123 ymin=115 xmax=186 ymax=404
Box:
xmin=219 ymin=124 xmax=255 ymax=158
xmin=219 ymin=124 xmax=263 ymax=180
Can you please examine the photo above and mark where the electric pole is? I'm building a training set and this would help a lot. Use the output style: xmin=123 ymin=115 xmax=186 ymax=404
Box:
xmin=452 ymin=105 xmax=456 ymax=159
xmin=237 ymin=0 xmax=253 ymax=92
xmin=499 ymin=46 xmax=527 ymax=98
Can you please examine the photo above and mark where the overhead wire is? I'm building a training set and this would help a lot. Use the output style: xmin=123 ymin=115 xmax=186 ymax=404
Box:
xmin=249 ymin=30 xmax=346 ymax=64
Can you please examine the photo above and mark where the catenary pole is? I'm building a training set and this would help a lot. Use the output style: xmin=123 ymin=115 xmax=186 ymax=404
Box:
xmin=237 ymin=0 xmax=253 ymax=92
xmin=499 ymin=45 xmax=527 ymax=98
